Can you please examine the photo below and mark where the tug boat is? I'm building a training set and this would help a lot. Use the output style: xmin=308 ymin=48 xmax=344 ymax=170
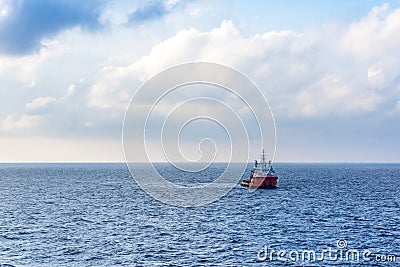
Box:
xmin=241 ymin=149 xmax=278 ymax=189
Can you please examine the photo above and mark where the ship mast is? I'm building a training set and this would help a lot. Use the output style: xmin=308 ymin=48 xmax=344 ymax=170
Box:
xmin=261 ymin=149 xmax=272 ymax=171
xmin=261 ymin=149 xmax=266 ymax=163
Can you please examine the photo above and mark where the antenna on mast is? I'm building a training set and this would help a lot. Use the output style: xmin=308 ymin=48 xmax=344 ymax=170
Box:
xmin=261 ymin=149 xmax=266 ymax=163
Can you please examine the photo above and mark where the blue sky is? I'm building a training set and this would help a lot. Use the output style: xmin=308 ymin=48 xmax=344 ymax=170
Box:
xmin=1 ymin=0 xmax=400 ymax=162
xmin=236 ymin=0 xmax=400 ymax=30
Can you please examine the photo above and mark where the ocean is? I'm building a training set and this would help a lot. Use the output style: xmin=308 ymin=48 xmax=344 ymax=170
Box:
xmin=0 ymin=163 xmax=399 ymax=266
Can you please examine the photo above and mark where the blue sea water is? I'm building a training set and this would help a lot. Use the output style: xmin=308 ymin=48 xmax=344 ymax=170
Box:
xmin=0 ymin=163 xmax=399 ymax=266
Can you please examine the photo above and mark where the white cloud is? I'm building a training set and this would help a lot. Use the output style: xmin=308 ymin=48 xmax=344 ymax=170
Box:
xmin=0 ymin=39 xmax=65 ymax=87
xmin=165 ymin=0 xmax=182 ymax=10
xmin=88 ymin=7 xmax=400 ymax=118
xmin=87 ymin=65 xmax=133 ymax=109
xmin=341 ymin=3 xmax=400 ymax=61
xmin=87 ymin=21 xmax=301 ymax=111
xmin=368 ymin=62 xmax=382 ymax=78
xmin=0 ymin=54 xmax=40 ymax=87
xmin=65 ymin=85 xmax=75 ymax=97
xmin=26 ymin=96 xmax=57 ymax=113
xmin=0 ymin=114 xmax=40 ymax=131
xmin=99 ymin=1 xmax=138 ymax=26
xmin=0 ymin=0 xmax=12 ymax=17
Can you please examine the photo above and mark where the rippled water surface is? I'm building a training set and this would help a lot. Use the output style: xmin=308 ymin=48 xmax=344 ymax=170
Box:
xmin=1 ymin=163 xmax=400 ymax=266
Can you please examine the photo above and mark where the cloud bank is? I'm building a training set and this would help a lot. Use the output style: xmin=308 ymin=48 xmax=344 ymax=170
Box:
xmin=89 ymin=6 xmax=400 ymax=118
xmin=0 ymin=0 xmax=187 ymax=55
xmin=0 ymin=2 xmax=400 ymax=161
xmin=0 ymin=0 xmax=105 ymax=54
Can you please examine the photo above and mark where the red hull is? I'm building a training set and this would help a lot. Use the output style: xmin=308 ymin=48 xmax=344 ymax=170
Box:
xmin=241 ymin=175 xmax=278 ymax=189
xmin=250 ymin=175 xmax=277 ymax=189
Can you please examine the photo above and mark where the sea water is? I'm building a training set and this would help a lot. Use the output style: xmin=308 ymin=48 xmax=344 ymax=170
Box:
xmin=0 ymin=163 xmax=399 ymax=266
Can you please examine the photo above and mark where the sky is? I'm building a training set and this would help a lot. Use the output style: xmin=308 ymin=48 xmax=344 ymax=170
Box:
xmin=1 ymin=0 xmax=400 ymax=162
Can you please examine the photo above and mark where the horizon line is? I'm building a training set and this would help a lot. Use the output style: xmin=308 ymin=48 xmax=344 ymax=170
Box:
xmin=0 ymin=161 xmax=399 ymax=164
